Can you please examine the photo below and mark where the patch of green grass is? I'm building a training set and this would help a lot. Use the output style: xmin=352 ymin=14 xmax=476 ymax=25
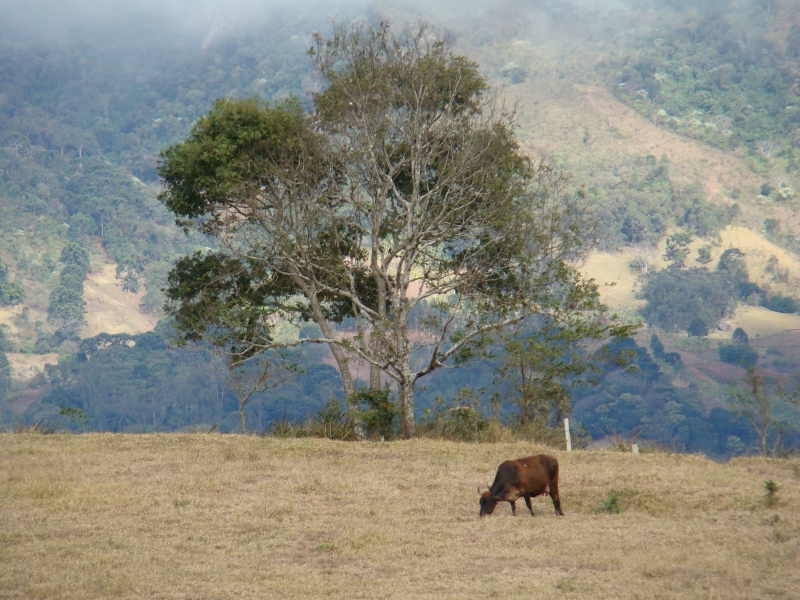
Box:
xmin=595 ymin=491 xmax=621 ymax=514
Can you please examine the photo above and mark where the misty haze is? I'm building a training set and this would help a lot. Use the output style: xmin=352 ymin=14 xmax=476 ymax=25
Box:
xmin=1 ymin=1 xmax=800 ymax=597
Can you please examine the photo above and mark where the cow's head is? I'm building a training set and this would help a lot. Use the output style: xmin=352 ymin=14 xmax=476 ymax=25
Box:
xmin=479 ymin=490 xmax=498 ymax=517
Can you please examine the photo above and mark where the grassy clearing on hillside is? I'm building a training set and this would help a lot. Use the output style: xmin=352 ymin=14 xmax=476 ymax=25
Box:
xmin=1 ymin=435 xmax=799 ymax=599
xmin=82 ymin=263 xmax=159 ymax=338
xmin=731 ymin=305 xmax=800 ymax=339
xmin=511 ymin=79 xmax=764 ymax=206
xmin=579 ymin=251 xmax=651 ymax=312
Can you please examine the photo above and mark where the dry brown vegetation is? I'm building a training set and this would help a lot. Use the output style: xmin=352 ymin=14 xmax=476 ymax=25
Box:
xmin=1 ymin=435 xmax=799 ymax=599
xmin=82 ymin=263 xmax=159 ymax=338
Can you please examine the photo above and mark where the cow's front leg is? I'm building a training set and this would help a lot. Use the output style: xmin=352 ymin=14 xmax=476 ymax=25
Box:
xmin=524 ymin=494 xmax=534 ymax=516
xmin=510 ymin=500 xmax=516 ymax=516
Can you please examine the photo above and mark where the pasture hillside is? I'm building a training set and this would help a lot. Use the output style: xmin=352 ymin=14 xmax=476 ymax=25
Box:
xmin=1 ymin=435 xmax=799 ymax=599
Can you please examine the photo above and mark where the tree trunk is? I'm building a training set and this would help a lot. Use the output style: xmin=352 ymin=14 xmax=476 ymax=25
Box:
xmin=398 ymin=367 xmax=416 ymax=439
xmin=239 ymin=403 xmax=248 ymax=435
xmin=369 ymin=363 xmax=381 ymax=390
xmin=305 ymin=290 xmax=364 ymax=439
xmin=369 ymin=330 xmax=381 ymax=391
xmin=326 ymin=338 xmax=364 ymax=439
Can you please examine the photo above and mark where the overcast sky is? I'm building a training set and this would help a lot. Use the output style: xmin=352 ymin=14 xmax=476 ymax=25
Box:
xmin=0 ymin=0 xmax=361 ymax=45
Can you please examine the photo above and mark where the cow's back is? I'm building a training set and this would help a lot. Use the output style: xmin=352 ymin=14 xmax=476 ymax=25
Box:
xmin=490 ymin=454 xmax=556 ymax=498
xmin=515 ymin=455 xmax=554 ymax=496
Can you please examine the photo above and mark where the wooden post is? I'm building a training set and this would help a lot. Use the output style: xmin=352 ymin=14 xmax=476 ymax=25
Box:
xmin=631 ymin=443 xmax=639 ymax=454
xmin=564 ymin=418 xmax=572 ymax=452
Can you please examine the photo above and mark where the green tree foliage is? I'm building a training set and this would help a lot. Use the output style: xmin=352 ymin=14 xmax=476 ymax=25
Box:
xmin=572 ymin=336 xmax=777 ymax=457
xmin=732 ymin=327 xmax=749 ymax=345
xmin=663 ymin=351 xmax=683 ymax=368
xmin=0 ymin=281 xmax=24 ymax=306
xmin=641 ymin=267 xmax=734 ymax=332
xmin=697 ymin=245 xmax=713 ymax=265
xmin=717 ymin=248 xmax=747 ymax=274
xmin=352 ymin=388 xmax=398 ymax=441
xmin=495 ymin=317 xmax=635 ymax=428
xmin=159 ymin=21 xmax=630 ymax=437
xmin=766 ymin=296 xmax=798 ymax=314
xmin=59 ymin=243 xmax=91 ymax=273
xmin=719 ymin=344 xmax=758 ymax=369
xmin=24 ymin=328 xmax=339 ymax=433
xmin=727 ymin=370 xmax=800 ymax=456
xmin=0 ymin=328 xmax=10 ymax=402
xmin=58 ymin=264 xmax=87 ymax=293
xmin=687 ymin=318 xmax=709 ymax=338
xmin=607 ymin=1 xmax=800 ymax=176
xmin=47 ymin=285 xmax=86 ymax=339
xmin=649 ymin=335 xmax=682 ymax=367
xmin=0 ymin=257 xmax=24 ymax=306
xmin=663 ymin=231 xmax=692 ymax=268
xmin=588 ymin=159 xmax=733 ymax=249
xmin=0 ymin=12 xmax=314 ymax=329
xmin=716 ymin=246 xmax=762 ymax=304
xmin=650 ymin=334 xmax=665 ymax=359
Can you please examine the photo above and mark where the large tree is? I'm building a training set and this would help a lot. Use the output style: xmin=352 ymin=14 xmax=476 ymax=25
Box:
xmin=159 ymin=21 xmax=623 ymax=437
xmin=159 ymin=96 xmax=367 ymax=429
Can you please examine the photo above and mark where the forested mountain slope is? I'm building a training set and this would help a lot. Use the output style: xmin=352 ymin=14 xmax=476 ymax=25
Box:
xmin=1 ymin=0 xmax=799 ymax=455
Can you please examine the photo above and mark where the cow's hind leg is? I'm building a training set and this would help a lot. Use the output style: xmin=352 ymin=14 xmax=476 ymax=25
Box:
xmin=523 ymin=494 xmax=534 ymax=516
xmin=549 ymin=477 xmax=565 ymax=516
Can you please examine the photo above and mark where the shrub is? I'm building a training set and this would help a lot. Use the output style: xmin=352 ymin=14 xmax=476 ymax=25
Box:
xmin=33 ymin=334 xmax=59 ymax=354
xmin=417 ymin=390 xmax=488 ymax=442
xmin=0 ymin=282 xmax=25 ymax=306
xmin=765 ymin=480 xmax=779 ymax=507
xmin=650 ymin=334 xmax=665 ymax=359
xmin=766 ymin=296 xmax=798 ymax=314
xmin=697 ymin=245 xmax=712 ymax=264
xmin=687 ymin=318 xmax=708 ymax=337
xmin=640 ymin=267 xmax=733 ymax=332
xmin=352 ymin=388 xmax=398 ymax=440
xmin=59 ymin=243 xmax=92 ymax=272
xmin=595 ymin=491 xmax=621 ymax=514
xmin=307 ymin=397 xmax=357 ymax=440
xmin=736 ymin=281 xmax=763 ymax=300
xmin=719 ymin=344 xmax=758 ymax=368
xmin=732 ymin=327 xmax=749 ymax=345
xmin=59 ymin=264 xmax=87 ymax=280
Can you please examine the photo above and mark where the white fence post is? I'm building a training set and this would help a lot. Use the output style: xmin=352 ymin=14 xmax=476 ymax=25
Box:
xmin=631 ymin=443 xmax=639 ymax=454
xmin=564 ymin=418 xmax=572 ymax=452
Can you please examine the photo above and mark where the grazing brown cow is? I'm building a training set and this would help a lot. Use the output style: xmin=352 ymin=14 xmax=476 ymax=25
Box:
xmin=479 ymin=454 xmax=564 ymax=517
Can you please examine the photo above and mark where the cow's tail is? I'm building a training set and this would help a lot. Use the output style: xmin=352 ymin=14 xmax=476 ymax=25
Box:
xmin=548 ymin=456 xmax=559 ymax=482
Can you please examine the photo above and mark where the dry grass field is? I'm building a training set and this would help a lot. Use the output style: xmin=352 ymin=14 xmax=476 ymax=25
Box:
xmin=1 ymin=435 xmax=799 ymax=599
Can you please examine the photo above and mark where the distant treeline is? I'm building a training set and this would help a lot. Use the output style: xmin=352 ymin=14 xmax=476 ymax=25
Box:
xmin=10 ymin=321 xmax=795 ymax=459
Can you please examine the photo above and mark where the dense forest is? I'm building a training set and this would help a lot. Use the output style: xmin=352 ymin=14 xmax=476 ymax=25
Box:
xmin=2 ymin=0 xmax=800 ymax=456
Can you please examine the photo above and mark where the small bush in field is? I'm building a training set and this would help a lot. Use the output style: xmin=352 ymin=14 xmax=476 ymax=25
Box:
xmin=595 ymin=491 xmax=621 ymax=514
xmin=308 ymin=397 xmax=357 ymax=440
xmin=417 ymin=389 xmax=488 ymax=441
xmin=352 ymin=388 xmax=397 ymax=440
xmin=765 ymin=480 xmax=780 ymax=507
